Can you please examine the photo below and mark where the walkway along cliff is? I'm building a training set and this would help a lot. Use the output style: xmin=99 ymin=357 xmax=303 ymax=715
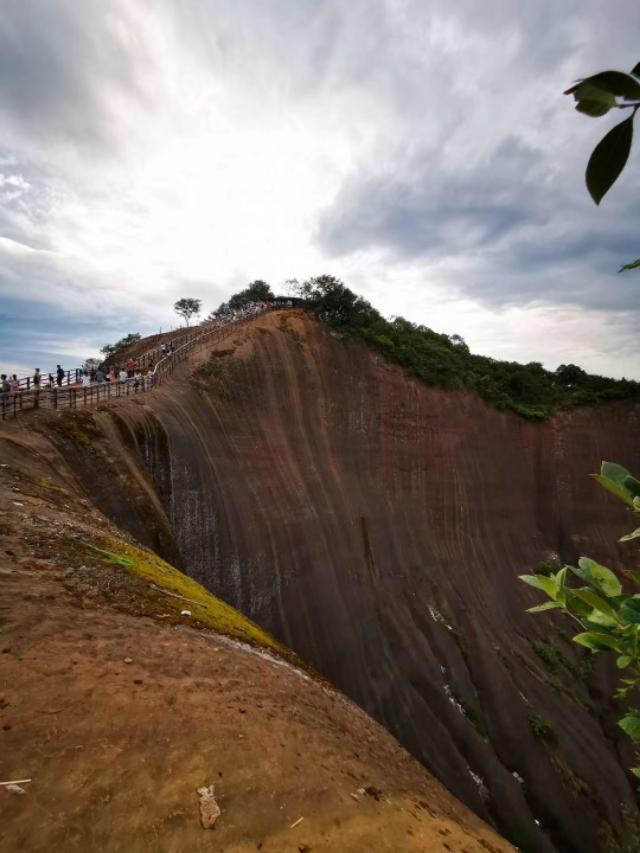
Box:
xmin=3 ymin=308 xmax=640 ymax=852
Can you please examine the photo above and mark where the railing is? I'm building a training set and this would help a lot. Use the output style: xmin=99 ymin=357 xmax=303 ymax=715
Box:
xmin=1 ymin=306 xmax=278 ymax=421
xmin=15 ymin=325 xmax=206 ymax=392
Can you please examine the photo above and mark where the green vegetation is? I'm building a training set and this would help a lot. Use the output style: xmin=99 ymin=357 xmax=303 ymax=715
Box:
xmin=208 ymin=280 xmax=275 ymax=321
xmin=528 ymin=710 xmax=556 ymax=743
xmin=550 ymin=753 xmax=590 ymax=799
xmin=174 ymin=297 xmax=202 ymax=326
xmin=100 ymin=332 xmax=141 ymax=360
xmin=228 ymin=279 xmax=273 ymax=310
xmin=49 ymin=411 xmax=101 ymax=447
xmin=564 ymin=60 xmax=640 ymax=268
xmin=192 ymin=347 xmax=235 ymax=394
xmin=69 ymin=534 xmax=304 ymax=666
xmin=531 ymin=640 xmax=593 ymax=682
xmin=603 ymin=806 xmax=640 ymax=853
xmin=533 ymin=559 xmax=563 ymax=577
xmin=291 ymin=275 xmax=639 ymax=418
xmin=521 ymin=462 xmax=640 ymax=778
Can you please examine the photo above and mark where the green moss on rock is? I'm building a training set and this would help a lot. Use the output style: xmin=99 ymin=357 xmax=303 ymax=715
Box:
xmin=74 ymin=535 xmax=305 ymax=668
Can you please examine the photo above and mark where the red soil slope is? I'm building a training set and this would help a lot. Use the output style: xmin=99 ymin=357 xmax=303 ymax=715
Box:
xmin=0 ymin=433 xmax=510 ymax=852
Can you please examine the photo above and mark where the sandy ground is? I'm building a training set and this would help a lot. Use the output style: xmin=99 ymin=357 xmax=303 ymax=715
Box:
xmin=0 ymin=431 xmax=512 ymax=852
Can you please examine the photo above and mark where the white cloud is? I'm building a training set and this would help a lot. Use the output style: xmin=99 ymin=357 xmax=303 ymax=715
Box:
xmin=0 ymin=0 xmax=639 ymax=378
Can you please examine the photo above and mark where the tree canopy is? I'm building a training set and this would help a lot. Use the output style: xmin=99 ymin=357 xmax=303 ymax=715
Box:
xmin=228 ymin=280 xmax=274 ymax=310
xmin=174 ymin=298 xmax=202 ymax=326
xmin=100 ymin=333 xmax=142 ymax=360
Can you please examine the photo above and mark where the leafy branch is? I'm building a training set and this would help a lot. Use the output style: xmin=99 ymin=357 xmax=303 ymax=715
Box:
xmin=520 ymin=462 xmax=640 ymax=778
xmin=565 ymin=65 xmax=640 ymax=206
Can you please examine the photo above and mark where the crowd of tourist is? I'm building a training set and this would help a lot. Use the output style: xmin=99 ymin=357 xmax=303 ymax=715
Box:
xmin=2 ymin=299 xmax=279 ymax=408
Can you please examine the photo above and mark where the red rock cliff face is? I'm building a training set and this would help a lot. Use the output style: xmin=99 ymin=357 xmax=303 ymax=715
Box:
xmin=85 ymin=312 xmax=640 ymax=852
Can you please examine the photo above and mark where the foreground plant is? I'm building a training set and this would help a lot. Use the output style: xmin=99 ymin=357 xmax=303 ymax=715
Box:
xmin=564 ymin=60 xmax=640 ymax=271
xmin=520 ymin=462 xmax=640 ymax=775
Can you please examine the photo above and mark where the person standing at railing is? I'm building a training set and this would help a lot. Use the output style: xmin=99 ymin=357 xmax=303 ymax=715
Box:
xmin=118 ymin=367 xmax=128 ymax=383
xmin=56 ymin=365 xmax=65 ymax=387
xmin=8 ymin=375 xmax=19 ymax=395
xmin=1 ymin=375 xmax=9 ymax=403
xmin=33 ymin=368 xmax=41 ymax=391
xmin=82 ymin=371 xmax=91 ymax=388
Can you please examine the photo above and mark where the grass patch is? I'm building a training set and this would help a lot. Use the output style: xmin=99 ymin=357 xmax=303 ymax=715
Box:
xmin=193 ymin=347 xmax=236 ymax=385
xmin=550 ymin=754 xmax=590 ymax=799
xmin=69 ymin=534 xmax=306 ymax=669
xmin=529 ymin=710 xmax=556 ymax=743
xmin=49 ymin=411 xmax=101 ymax=448
xmin=532 ymin=640 xmax=593 ymax=682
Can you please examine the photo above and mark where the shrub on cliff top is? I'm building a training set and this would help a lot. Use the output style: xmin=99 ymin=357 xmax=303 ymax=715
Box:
xmin=292 ymin=275 xmax=639 ymax=418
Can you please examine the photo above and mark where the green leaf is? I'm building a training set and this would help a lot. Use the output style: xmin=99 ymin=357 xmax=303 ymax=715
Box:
xmin=620 ymin=598 xmax=640 ymax=624
xmin=574 ymin=557 xmax=622 ymax=597
xmin=552 ymin=566 xmax=569 ymax=605
xmin=632 ymin=62 xmax=640 ymax=78
xmin=626 ymin=570 xmax=640 ymax=587
xmin=564 ymin=588 xmax=593 ymax=618
xmin=567 ymin=71 xmax=640 ymax=101
xmin=620 ymin=528 xmax=640 ymax=543
xmin=619 ymin=712 xmax=640 ymax=742
xmin=602 ymin=461 xmax=633 ymax=480
xmin=572 ymin=587 xmax=618 ymax=620
xmin=586 ymin=115 xmax=634 ymax=205
xmin=573 ymin=632 xmax=623 ymax=652
xmin=624 ymin=476 xmax=640 ymax=499
xmin=617 ymin=656 xmax=633 ymax=669
xmin=630 ymin=767 xmax=640 ymax=779
xmin=526 ymin=601 xmax=563 ymax=614
xmin=519 ymin=574 xmax=559 ymax=598
xmin=576 ymin=99 xmax=613 ymax=117
xmin=593 ymin=461 xmax=637 ymax=507
xmin=619 ymin=258 xmax=640 ymax=273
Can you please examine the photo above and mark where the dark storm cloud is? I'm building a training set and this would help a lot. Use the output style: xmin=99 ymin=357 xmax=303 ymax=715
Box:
xmin=0 ymin=0 xmax=149 ymax=152
xmin=316 ymin=130 xmax=640 ymax=314
xmin=317 ymin=139 xmax=544 ymax=258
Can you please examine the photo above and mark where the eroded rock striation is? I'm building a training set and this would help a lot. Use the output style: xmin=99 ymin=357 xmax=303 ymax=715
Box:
xmin=7 ymin=309 xmax=640 ymax=851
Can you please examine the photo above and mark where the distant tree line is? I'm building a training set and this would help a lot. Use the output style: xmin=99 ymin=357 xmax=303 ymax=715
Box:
xmin=100 ymin=332 xmax=142 ymax=360
xmin=102 ymin=273 xmax=638 ymax=421
xmin=291 ymin=275 xmax=640 ymax=419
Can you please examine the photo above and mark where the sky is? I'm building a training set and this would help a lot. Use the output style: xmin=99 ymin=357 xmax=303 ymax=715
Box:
xmin=1 ymin=0 xmax=639 ymax=379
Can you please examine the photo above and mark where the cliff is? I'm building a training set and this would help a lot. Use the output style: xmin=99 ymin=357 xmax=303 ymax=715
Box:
xmin=4 ymin=308 xmax=640 ymax=851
